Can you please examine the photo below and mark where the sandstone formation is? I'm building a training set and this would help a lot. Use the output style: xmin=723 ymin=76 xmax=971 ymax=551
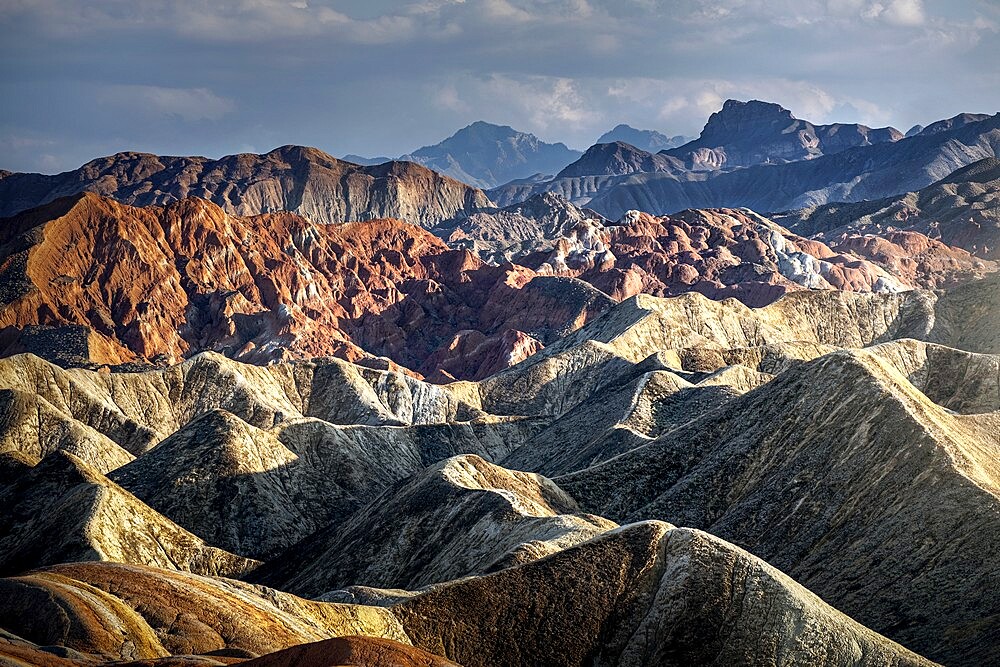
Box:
xmin=511 ymin=208 xmax=984 ymax=307
xmin=0 ymin=562 xmax=406 ymax=661
xmin=238 ymin=637 xmax=461 ymax=667
xmin=558 ymin=348 xmax=1000 ymax=665
xmin=0 ymin=146 xmax=491 ymax=227
xmin=3 ymin=279 xmax=998 ymax=664
xmin=109 ymin=412 xmax=546 ymax=559
xmin=0 ymin=387 xmax=134 ymax=473
xmin=390 ymin=522 xmax=933 ymax=667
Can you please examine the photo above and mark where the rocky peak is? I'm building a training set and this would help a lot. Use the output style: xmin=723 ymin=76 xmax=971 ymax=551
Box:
xmin=557 ymin=141 xmax=682 ymax=178
xmin=699 ymin=99 xmax=800 ymax=143
xmin=917 ymin=112 xmax=992 ymax=136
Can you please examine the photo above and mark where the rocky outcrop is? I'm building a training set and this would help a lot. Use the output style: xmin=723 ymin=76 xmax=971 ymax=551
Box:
xmin=776 ymin=157 xmax=1000 ymax=259
xmin=431 ymin=192 xmax=606 ymax=263
xmin=514 ymin=208 xmax=967 ymax=307
xmin=0 ymin=451 xmax=256 ymax=577
xmin=0 ymin=146 xmax=492 ymax=226
xmin=249 ymin=455 xmax=614 ymax=596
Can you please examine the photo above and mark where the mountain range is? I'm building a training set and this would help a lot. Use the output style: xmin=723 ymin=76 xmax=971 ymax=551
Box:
xmin=343 ymin=122 xmax=688 ymax=189
xmin=775 ymin=156 xmax=1000 ymax=259
xmin=398 ymin=121 xmax=582 ymax=189
xmin=489 ymin=100 xmax=1000 ymax=218
xmin=0 ymin=145 xmax=491 ymax=228
xmin=2 ymin=190 xmax=990 ymax=379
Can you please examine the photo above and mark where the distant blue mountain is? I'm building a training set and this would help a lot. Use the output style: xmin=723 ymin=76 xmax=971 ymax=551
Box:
xmin=596 ymin=124 xmax=688 ymax=152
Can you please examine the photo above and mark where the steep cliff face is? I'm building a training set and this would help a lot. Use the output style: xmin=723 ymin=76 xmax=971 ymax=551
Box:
xmin=0 ymin=145 xmax=493 ymax=227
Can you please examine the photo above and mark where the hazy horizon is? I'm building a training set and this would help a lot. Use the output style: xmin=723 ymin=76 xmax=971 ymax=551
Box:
xmin=2 ymin=0 xmax=998 ymax=174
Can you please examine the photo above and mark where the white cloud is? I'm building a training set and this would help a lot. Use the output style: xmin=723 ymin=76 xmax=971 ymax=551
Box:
xmin=862 ymin=0 xmax=926 ymax=26
xmin=481 ymin=0 xmax=535 ymax=22
xmin=103 ymin=86 xmax=235 ymax=121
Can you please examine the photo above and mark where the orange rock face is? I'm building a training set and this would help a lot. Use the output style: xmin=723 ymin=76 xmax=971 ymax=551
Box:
xmin=0 ymin=194 xmax=611 ymax=379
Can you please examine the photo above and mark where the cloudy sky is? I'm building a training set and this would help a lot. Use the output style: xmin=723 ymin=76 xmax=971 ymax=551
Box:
xmin=1 ymin=0 xmax=997 ymax=173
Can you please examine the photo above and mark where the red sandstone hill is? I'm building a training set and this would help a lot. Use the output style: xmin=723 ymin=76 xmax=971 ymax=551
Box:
xmin=0 ymin=193 xmax=612 ymax=379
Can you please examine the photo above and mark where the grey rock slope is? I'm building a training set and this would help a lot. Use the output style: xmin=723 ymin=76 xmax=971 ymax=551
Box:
xmin=596 ymin=124 xmax=688 ymax=152
xmin=557 ymin=141 xmax=687 ymax=178
xmin=0 ymin=145 xmax=493 ymax=226
xmin=249 ymin=454 xmax=615 ymax=596
xmin=558 ymin=348 xmax=1000 ymax=666
xmin=400 ymin=121 xmax=581 ymax=189
xmin=775 ymin=156 xmax=1000 ymax=258
xmin=0 ymin=450 xmax=256 ymax=578
xmin=391 ymin=521 xmax=933 ymax=667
